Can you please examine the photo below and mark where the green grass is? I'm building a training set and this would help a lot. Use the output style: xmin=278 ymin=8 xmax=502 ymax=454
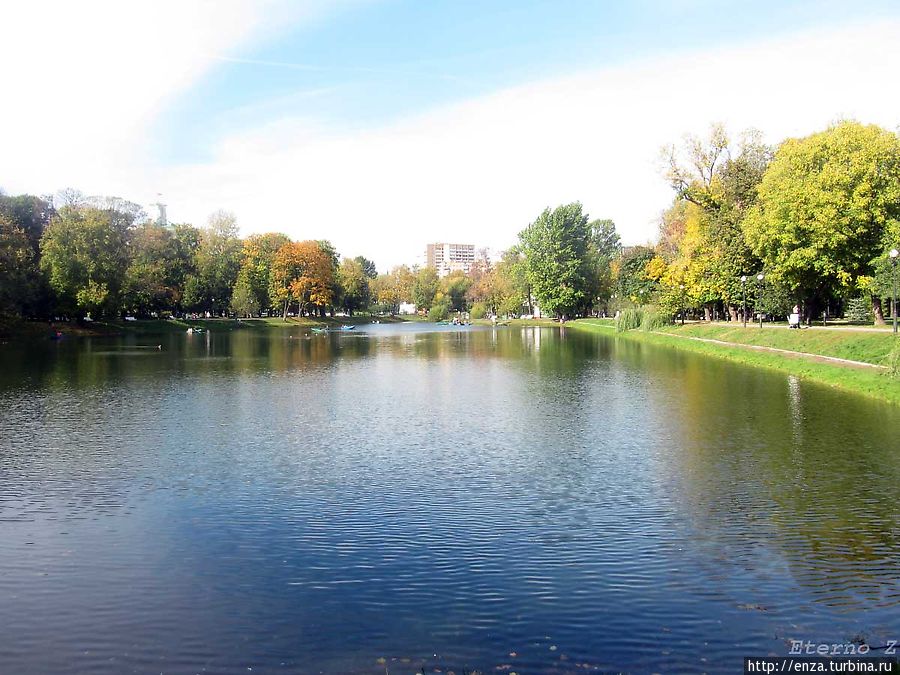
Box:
xmin=658 ymin=323 xmax=894 ymax=365
xmin=572 ymin=319 xmax=900 ymax=405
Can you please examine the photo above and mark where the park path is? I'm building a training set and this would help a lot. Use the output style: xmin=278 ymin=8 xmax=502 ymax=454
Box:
xmin=671 ymin=334 xmax=887 ymax=370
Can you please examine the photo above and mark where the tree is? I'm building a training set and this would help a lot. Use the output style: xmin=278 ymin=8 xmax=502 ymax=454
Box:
xmin=185 ymin=210 xmax=242 ymax=314
xmin=589 ymin=218 xmax=621 ymax=313
xmin=0 ymin=215 xmax=37 ymax=317
xmin=440 ymin=271 xmax=472 ymax=312
xmin=354 ymin=256 xmax=378 ymax=279
xmin=744 ymin=121 xmax=900 ymax=320
xmin=238 ymin=233 xmax=290 ymax=314
xmin=0 ymin=194 xmax=55 ymax=256
xmin=614 ymin=246 xmax=657 ymax=304
xmin=658 ymin=126 xmax=771 ymax=321
xmin=519 ymin=203 xmax=593 ymax=318
xmin=411 ymin=266 xmax=439 ymax=311
xmin=372 ymin=265 xmax=413 ymax=314
xmin=270 ymin=241 xmax=335 ymax=319
xmin=230 ymin=268 xmax=260 ymax=317
xmin=40 ymin=203 xmax=135 ymax=317
xmin=337 ymin=257 xmax=370 ymax=315
xmin=493 ymin=246 xmax=530 ymax=317
xmin=121 ymin=222 xmax=184 ymax=315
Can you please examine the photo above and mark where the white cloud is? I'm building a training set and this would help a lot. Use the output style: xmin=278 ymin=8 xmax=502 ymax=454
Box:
xmin=4 ymin=12 xmax=900 ymax=271
xmin=0 ymin=0 xmax=349 ymax=195
xmin=160 ymin=19 xmax=900 ymax=270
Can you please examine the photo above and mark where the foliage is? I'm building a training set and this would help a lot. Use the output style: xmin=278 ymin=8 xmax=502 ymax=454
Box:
xmin=469 ymin=302 xmax=487 ymax=320
xmin=640 ymin=307 xmax=671 ymax=332
xmin=412 ymin=266 xmax=439 ymax=310
xmin=270 ymin=241 xmax=336 ymax=318
xmin=238 ymin=232 xmax=290 ymax=313
xmin=40 ymin=204 xmax=135 ymax=317
xmin=845 ymin=297 xmax=873 ymax=324
xmin=440 ymin=271 xmax=472 ymax=312
xmin=885 ymin=341 xmax=900 ymax=379
xmin=0 ymin=215 xmax=39 ymax=316
xmin=519 ymin=203 xmax=594 ymax=318
xmin=744 ymin=121 xmax=900 ymax=309
xmin=337 ymin=257 xmax=371 ymax=314
xmin=230 ymin=268 xmax=260 ymax=317
xmin=427 ymin=293 xmax=451 ymax=321
xmin=185 ymin=210 xmax=242 ymax=313
xmin=372 ymin=265 xmax=414 ymax=314
xmin=615 ymin=307 xmax=643 ymax=332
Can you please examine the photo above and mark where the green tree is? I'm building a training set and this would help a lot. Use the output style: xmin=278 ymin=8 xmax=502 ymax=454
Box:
xmin=354 ymin=256 xmax=378 ymax=279
xmin=239 ymin=232 xmax=290 ymax=314
xmin=0 ymin=214 xmax=38 ymax=317
xmin=230 ymin=268 xmax=260 ymax=317
xmin=184 ymin=210 xmax=242 ymax=314
xmin=337 ymin=257 xmax=370 ymax=315
xmin=40 ymin=203 xmax=136 ymax=317
xmin=412 ymin=266 xmax=439 ymax=310
xmin=518 ymin=203 xmax=593 ymax=318
xmin=589 ymin=218 xmax=621 ymax=313
xmin=744 ymin=121 xmax=900 ymax=320
xmin=440 ymin=271 xmax=472 ymax=312
xmin=121 ymin=222 xmax=183 ymax=315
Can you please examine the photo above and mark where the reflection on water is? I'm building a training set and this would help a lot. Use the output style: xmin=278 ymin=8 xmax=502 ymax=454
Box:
xmin=0 ymin=324 xmax=897 ymax=674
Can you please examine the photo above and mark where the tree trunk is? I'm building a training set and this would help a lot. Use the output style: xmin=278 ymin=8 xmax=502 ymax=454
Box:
xmin=873 ymin=297 xmax=886 ymax=325
xmin=703 ymin=305 xmax=712 ymax=322
xmin=729 ymin=305 xmax=738 ymax=322
xmin=282 ymin=299 xmax=288 ymax=321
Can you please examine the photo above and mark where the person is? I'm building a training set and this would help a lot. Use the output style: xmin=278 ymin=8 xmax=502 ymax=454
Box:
xmin=789 ymin=304 xmax=801 ymax=329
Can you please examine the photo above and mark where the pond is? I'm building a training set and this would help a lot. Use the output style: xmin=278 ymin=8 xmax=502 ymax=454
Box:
xmin=0 ymin=323 xmax=897 ymax=673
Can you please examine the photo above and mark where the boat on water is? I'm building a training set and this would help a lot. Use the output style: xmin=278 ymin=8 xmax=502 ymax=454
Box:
xmin=311 ymin=327 xmax=328 ymax=334
xmin=339 ymin=324 xmax=356 ymax=331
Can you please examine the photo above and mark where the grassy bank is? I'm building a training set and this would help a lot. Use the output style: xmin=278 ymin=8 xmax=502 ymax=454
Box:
xmin=572 ymin=319 xmax=900 ymax=405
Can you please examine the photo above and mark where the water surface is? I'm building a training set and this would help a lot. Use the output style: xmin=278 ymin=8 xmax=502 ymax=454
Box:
xmin=0 ymin=324 xmax=897 ymax=673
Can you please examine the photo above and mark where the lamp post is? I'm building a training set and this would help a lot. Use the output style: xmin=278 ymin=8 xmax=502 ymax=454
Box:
xmin=741 ymin=275 xmax=747 ymax=328
xmin=756 ymin=273 xmax=765 ymax=328
xmin=891 ymin=248 xmax=899 ymax=334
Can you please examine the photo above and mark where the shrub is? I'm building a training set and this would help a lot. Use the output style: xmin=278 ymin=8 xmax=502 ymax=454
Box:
xmin=469 ymin=302 xmax=487 ymax=320
xmin=885 ymin=341 xmax=900 ymax=379
xmin=641 ymin=307 xmax=670 ymax=332
xmin=428 ymin=296 xmax=451 ymax=322
xmin=845 ymin=297 xmax=873 ymax=324
xmin=615 ymin=307 xmax=643 ymax=333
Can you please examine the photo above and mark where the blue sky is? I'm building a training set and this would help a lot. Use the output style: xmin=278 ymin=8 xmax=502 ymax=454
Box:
xmin=3 ymin=0 xmax=900 ymax=269
xmin=157 ymin=0 xmax=899 ymax=164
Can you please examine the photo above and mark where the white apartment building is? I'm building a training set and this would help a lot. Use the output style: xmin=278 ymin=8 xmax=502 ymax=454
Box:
xmin=425 ymin=242 xmax=476 ymax=278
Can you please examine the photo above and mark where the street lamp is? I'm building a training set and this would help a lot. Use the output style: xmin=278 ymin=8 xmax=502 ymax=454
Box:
xmin=756 ymin=273 xmax=765 ymax=328
xmin=741 ymin=275 xmax=748 ymax=328
xmin=891 ymin=248 xmax=899 ymax=334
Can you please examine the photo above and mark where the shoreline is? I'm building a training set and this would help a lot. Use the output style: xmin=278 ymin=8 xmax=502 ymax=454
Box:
xmin=568 ymin=319 xmax=900 ymax=405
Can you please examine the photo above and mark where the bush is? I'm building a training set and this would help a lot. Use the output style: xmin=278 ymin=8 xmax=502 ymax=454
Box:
xmin=615 ymin=307 xmax=643 ymax=333
xmin=885 ymin=341 xmax=900 ymax=379
xmin=428 ymin=296 xmax=451 ymax=322
xmin=470 ymin=302 xmax=487 ymax=320
xmin=641 ymin=307 xmax=670 ymax=332
xmin=845 ymin=297 xmax=872 ymax=324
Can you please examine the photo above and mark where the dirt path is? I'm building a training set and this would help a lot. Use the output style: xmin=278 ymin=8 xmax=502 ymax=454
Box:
xmin=672 ymin=334 xmax=887 ymax=370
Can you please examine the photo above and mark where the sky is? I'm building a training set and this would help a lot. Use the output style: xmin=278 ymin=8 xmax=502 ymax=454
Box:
xmin=2 ymin=0 xmax=900 ymax=271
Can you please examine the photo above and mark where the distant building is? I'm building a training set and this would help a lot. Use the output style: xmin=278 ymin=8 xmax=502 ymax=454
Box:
xmin=425 ymin=242 xmax=476 ymax=278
